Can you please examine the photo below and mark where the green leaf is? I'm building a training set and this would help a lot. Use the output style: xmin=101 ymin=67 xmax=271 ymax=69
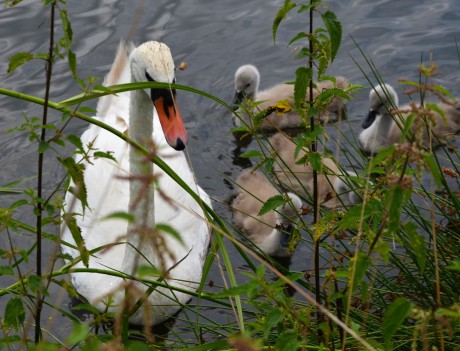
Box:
xmin=137 ymin=265 xmax=162 ymax=277
xmin=67 ymin=134 xmax=84 ymax=153
xmin=63 ymin=213 xmax=90 ymax=267
xmin=66 ymin=322 xmax=90 ymax=345
xmin=258 ymin=195 xmax=286 ymax=216
xmin=385 ymin=185 xmax=405 ymax=234
xmin=78 ymin=106 xmax=97 ymax=114
xmin=309 ymin=152 xmax=322 ymax=172
xmin=263 ymin=308 xmax=284 ymax=338
xmin=156 ymin=223 xmax=184 ymax=245
xmin=276 ymin=330 xmax=299 ymax=351
xmin=382 ymin=297 xmax=412 ymax=349
xmin=240 ymin=149 xmax=263 ymax=159
xmin=424 ymin=153 xmax=442 ymax=188
xmin=0 ymin=265 xmax=14 ymax=276
xmin=294 ymin=66 xmax=312 ymax=110
xmin=38 ymin=141 xmax=50 ymax=153
xmin=273 ymin=0 xmax=297 ymax=43
xmin=404 ymin=222 xmax=426 ymax=274
xmin=288 ymin=31 xmax=308 ymax=46
xmin=321 ymin=10 xmax=342 ymax=62
xmin=7 ymin=52 xmax=34 ymax=74
xmin=27 ymin=274 xmax=43 ymax=294
xmin=102 ymin=211 xmax=134 ymax=223
xmin=68 ymin=49 xmax=77 ymax=79
xmin=348 ymin=252 xmax=371 ymax=293
xmin=446 ymin=260 xmax=460 ymax=271
xmin=60 ymin=8 xmax=73 ymax=45
xmin=93 ymin=151 xmax=117 ymax=162
xmin=60 ymin=156 xmax=88 ymax=210
xmin=4 ymin=297 xmax=25 ymax=332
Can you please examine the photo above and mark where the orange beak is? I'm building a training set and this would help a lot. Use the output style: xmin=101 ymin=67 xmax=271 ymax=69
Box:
xmin=153 ymin=95 xmax=188 ymax=151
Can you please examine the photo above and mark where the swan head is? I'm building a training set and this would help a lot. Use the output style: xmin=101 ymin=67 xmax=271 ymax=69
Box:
xmin=130 ymin=41 xmax=188 ymax=150
xmin=232 ymin=64 xmax=260 ymax=110
xmin=362 ymin=83 xmax=399 ymax=130
xmin=275 ymin=192 xmax=302 ymax=249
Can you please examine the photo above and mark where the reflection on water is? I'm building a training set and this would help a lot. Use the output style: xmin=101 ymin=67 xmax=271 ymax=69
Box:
xmin=1 ymin=0 xmax=460 ymax=343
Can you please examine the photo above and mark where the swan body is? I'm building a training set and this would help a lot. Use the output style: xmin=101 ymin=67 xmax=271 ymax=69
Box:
xmin=232 ymin=64 xmax=348 ymax=128
xmin=233 ymin=169 xmax=302 ymax=257
xmin=359 ymin=83 xmax=460 ymax=154
xmin=61 ymin=41 xmax=211 ymax=325
xmin=269 ymin=133 xmax=359 ymax=208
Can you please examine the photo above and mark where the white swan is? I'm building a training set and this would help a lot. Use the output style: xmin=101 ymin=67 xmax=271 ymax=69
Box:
xmin=232 ymin=64 xmax=348 ymax=128
xmin=269 ymin=133 xmax=359 ymax=209
xmin=359 ymin=83 xmax=460 ymax=154
xmin=232 ymin=169 xmax=302 ymax=257
xmin=61 ymin=41 xmax=211 ymax=326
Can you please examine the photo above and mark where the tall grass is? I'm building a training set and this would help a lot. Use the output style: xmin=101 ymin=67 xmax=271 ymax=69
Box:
xmin=0 ymin=0 xmax=459 ymax=350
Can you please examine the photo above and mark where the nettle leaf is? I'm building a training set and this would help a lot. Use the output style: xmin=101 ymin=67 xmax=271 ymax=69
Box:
xmin=273 ymin=0 xmax=297 ymax=43
xmin=60 ymin=156 xmax=88 ymax=210
xmin=7 ymin=52 xmax=34 ymax=74
xmin=294 ymin=66 xmax=312 ymax=110
xmin=321 ymin=10 xmax=342 ymax=62
xmin=240 ymin=149 xmax=263 ymax=159
xmin=309 ymin=152 xmax=322 ymax=172
xmin=258 ymin=195 xmax=286 ymax=216
xmin=385 ymin=185 xmax=405 ymax=234
xmin=4 ymin=298 xmax=25 ymax=332
xmin=66 ymin=322 xmax=90 ymax=345
xmin=68 ymin=49 xmax=77 ymax=79
xmin=382 ymin=297 xmax=412 ymax=349
xmin=93 ymin=151 xmax=117 ymax=162
xmin=60 ymin=8 xmax=73 ymax=45
xmin=156 ymin=223 xmax=184 ymax=245
xmin=424 ymin=153 xmax=442 ymax=189
xmin=404 ymin=221 xmax=426 ymax=274
xmin=348 ymin=252 xmax=371 ymax=293
xmin=63 ymin=213 xmax=89 ymax=267
xmin=288 ymin=31 xmax=308 ymax=46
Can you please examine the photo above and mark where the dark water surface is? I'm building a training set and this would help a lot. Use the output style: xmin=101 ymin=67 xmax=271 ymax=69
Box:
xmin=1 ymin=0 xmax=460 ymax=343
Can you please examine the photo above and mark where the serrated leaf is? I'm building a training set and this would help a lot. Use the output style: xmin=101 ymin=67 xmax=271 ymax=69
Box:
xmin=288 ymin=31 xmax=308 ymax=46
xmin=66 ymin=322 xmax=90 ymax=345
xmin=348 ymin=252 xmax=371 ymax=293
xmin=60 ymin=156 xmax=88 ymax=210
xmin=60 ymin=8 xmax=73 ymax=45
xmin=68 ymin=49 xmax=77 ymax=79
xmin=38 ymin=141 xmax=50 ymax=153
xmin=258 ymin=195 xmax=286 ymax=216
xmin=7 ymin=52 xmax=34 ymax=74
xmin=273 ymin=0 xmax=297 ymax=43
xmin=102 ymin=211 xmax=134 ymax=223
xmin=321 ymin=10 xmax=342 ymax=62
xmin=309 ymin=152 xmax=322 ymax=172
xmin=404 ymin=221 xmax=426 ymax=274
xmin=382 ymin=297 xmax=412 ymax=348
xmin=274 ymin=99 xmax=292 ymax=114
xmin=63 ymin=213 xmax=89 ymax=267
xmin=294 ymin=66 xmax=312 ymax=110
xmin=71 ymin=303 xmax=100 ymax=315
xmin=263 ymin=308 xmax=284 ymax=338
xmin=423 ymin=153 xmax=442 ymax=189
xmin=78 ymin=106 xmax=97 ymax=114
xmin=240 ymin=149 xmax=263 ymax=159
xmin=4 ymin=298 xmax=25 ymax=332
xmin=385 ymin=185 xmax=405 ymax=234
xmin=0 ymin=265 xmax=14 ymax=276
xmin=9 ymin=199 xmax=28 ymax=210
xmin=93 ymin=151 xmax=117 ymax=162
xmin=156 ymin=223 xmax=184 ymax=245
xmin=27 ymin=274 xmax=43 ymax=294
xmin=67 ymin=134 xmax=84 ymax=153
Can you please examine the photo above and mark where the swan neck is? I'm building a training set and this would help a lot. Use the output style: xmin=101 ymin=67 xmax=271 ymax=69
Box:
xmin=123 ymin=87 xmax=157 ymax=275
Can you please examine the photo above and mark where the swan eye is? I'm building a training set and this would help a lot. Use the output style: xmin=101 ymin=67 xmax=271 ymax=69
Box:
xmin=145 ymin=72 xmax=155 ymax=82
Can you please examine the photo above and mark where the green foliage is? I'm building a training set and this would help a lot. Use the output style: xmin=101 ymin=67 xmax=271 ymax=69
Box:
xmin=382 ymin=298 xmax=413 ymax=350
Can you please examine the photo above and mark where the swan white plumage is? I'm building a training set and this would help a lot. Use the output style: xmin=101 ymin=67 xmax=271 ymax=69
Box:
xmin=269 ymin=133 xmax=360 ymax=209
xmin=233 ymin=169 xmax=303 ymax=257
xmin=359 ymin=83 xmax=460 ymax=154
xmin=61 ymin=41 xmax=211 ymax=326
xmin=232 ymin=64 xmax=348 ymax=128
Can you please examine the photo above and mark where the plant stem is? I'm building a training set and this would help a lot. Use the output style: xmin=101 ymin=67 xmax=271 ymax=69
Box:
xmin=309 ymin=0 xmax=323 ymax=343
xmin=34 ymin=1 xmax=55 ymax=343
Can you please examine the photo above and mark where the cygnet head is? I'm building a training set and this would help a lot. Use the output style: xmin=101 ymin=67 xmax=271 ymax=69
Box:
xmin=232 ymin=64 xmax=260 ymax=110
xmin=274 ymin=192 xmax=303 ymax=249
xmin=362 ymin=83 xmax=399 ymax=130
xmin=129 ymin=41 xmax=187 ymax=150
xmin=333 ymin=172 xmax=361 ymax=206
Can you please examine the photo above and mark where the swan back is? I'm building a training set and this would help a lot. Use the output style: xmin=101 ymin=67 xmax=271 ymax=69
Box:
xmin=233 ymin=169 xmax=302 ymax=257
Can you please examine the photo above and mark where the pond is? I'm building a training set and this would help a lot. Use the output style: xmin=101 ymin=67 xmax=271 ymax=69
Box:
xmin=1 ymin=0 xmax=459 ymax=344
